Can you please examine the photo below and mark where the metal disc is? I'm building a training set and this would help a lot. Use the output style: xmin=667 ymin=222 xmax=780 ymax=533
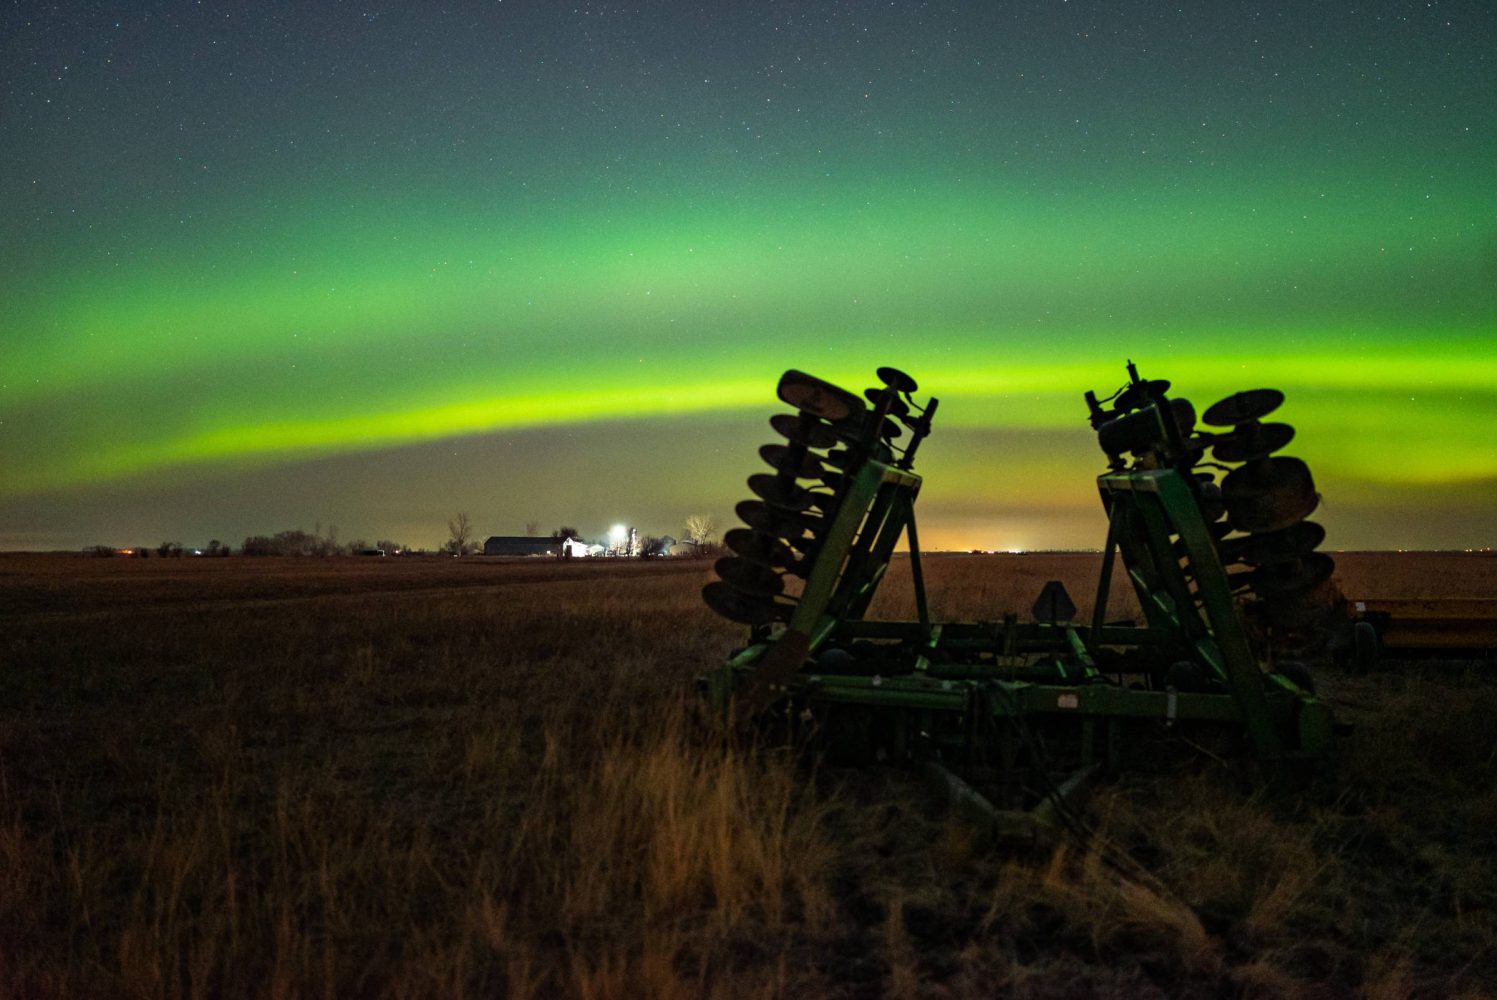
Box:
xmin=724 ymin=528 xmax=796 ymax=568
xmin=1202 ymin=389 xmax=1285 ymax=427
xmin=702 ymin=581 xmax=792 ymax=626
xmin=1222 ymin=457 xmax=1318 ymax=532
xmin=877 ymin=366 xmax=919 ymax=394
xmin=735 ymin=500 xmax=822 ymax=538
xmin=714 ymin=556 xmax=785 ymax=597
xmin=769 ymin=412 xmax=838 ymax=449
xmin=1249 ymin=552 xmax=1336 ymax=597
xmin=880 ymin=418 xmax=904 ymax=441
xmin=1224 ymin=521 xmax=1326 ymax=566
xmin=747 ymin=473 xmax=815 ymax=512
xmin=1114 ymin=379 xmax=1171 ymax=412
xmin=1225 ymin=490 xmax=1319 ymax=535
xmin=777 ymin=370 xmax=864 ymax=423
xmin=730 ymin=547 xmax=804 ymax=578
xmin=823 ymin=448 xmax=860 ymax=470
xmin=830 ymin=417 xmax=872 ymax=444
xmin=1212 ymin=422 xmax=1295 ymax=463
xmin=1221 ymin=456 xmax=1313 ymax=498
xmin=897 ymin=411 xmax=931 ymax=434
xmin=759 ymin=443 xmax=826 ymax=479
xmin=736 ymin=548 xmax=810 ymax=580
xmin=743 ymin=478 xmax=836 ymax=515
xmin=865 ymin=387 xmax=911 ymax=418
xmin=797 ymin=489 xmax=839 ymax=514
xmin=1195 ymin=481 xmax=1227 ymax=523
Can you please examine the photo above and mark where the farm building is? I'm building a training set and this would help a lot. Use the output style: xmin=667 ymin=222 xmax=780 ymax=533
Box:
xmin=483 ymin=536 xmax=558 ymax=557
xmin=482 ymin=536 xmax=591 ymax=557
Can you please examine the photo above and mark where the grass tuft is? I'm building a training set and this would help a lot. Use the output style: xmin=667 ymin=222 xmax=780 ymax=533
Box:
xmin=1 ymin=551 xmax=1494 ymax=996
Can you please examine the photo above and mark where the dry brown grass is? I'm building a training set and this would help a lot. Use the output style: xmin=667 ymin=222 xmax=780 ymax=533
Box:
xmin=1 ymin=550 xmax=1495 ymax=997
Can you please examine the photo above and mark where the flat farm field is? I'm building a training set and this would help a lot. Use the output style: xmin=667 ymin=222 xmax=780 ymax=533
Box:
xmin=2 ymin=551 xmax=1495 ymax=998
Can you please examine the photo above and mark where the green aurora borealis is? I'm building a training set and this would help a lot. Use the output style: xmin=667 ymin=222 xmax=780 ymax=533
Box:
xmin=2 ymin=2 xmax=1494 ymax=550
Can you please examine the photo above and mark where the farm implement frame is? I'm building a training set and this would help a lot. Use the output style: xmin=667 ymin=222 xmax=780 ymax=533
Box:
xmin=702 ymin=364 xmax=1349 ymax=844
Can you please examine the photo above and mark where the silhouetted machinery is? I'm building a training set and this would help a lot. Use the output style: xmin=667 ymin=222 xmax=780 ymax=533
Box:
xmin=701 ymin=363 xmax=1348 ymax=844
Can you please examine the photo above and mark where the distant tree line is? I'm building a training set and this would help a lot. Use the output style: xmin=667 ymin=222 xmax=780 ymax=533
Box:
xmin=241 ymin=529 xmax=409 ymax=557
xmin=87 ymin=534 xmax=415 ymax=556
xmin=241 ymin=529 xmax=336 ymax=557
xmin=85 ymin=512 xmax=727 ymax=560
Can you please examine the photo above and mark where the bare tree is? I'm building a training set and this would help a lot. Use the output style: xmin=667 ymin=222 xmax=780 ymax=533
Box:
xmin=553 ymin=526 xmax=580 ymax=542
xmin=525 ymin=520 xmax=541 ymax=537
xmin=447 ymin=512 xmax=477 ymax=555
xmin=684 ymin=514 xmax=717 ymax=545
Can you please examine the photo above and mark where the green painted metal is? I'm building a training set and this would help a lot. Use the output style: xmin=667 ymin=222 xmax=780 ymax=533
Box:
xmin=1097 ymin=468 xmax=1282 ymax=760
xmin=703 ymin=363 xmax=1338 ymax=840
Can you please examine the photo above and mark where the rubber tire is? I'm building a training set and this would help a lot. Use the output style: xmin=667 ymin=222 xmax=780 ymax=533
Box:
xmin=1352 ymin=620 xmax=1380 ymax=675
xmin=1164 ymin=660 xmax=1208 ymax=692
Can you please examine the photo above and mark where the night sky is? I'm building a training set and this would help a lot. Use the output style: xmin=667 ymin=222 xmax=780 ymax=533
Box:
xmin=3 ymin=2 xmax=1493 ymax=551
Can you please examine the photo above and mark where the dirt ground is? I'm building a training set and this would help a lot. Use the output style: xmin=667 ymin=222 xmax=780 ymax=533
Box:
xmin=0 ymin=550 xmax=1493 ymax=998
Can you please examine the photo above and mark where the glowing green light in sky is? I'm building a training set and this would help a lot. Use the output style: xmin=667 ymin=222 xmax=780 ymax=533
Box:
xmin=2 ymin=3 xmax=1493 ymax=548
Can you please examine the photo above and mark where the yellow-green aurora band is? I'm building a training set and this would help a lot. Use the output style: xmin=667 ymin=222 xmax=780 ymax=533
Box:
xmin=3 ymin=4 xmax=1493 ymax=545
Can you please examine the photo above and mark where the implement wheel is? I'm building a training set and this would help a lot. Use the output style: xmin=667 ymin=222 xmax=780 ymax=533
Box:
xmin=1352 ymin=621 xmax=1380 ymax=675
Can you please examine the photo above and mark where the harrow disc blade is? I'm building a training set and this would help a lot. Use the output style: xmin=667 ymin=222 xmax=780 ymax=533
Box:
xmin=876 ymin=366 xmax=919 ymax=394
xmin=1224 ymin=521 xmax=1326 ymax=566
xmin=865 ymin=387 xmax=911 ymax=418
xmin=759 ymin=444 xmax=827 ymax=480
xmin=1249 ymin=551 xmax=1336 ymax=598
xmin=1222 ymin=457 xmax=1319 ymax=532
xmin=1221 ymin=455 xmax=1312 ymax=498
xmin=769 ymin=413 xmax=838 ymax=449
xmin=880 ymin=418 xmax=904 ymax=441
xmin=702 ymin=581 xmax=793 ymax=626
xmin=1198 ymin=482 xmax=1228 ymax=525
xmin=736 ymin=550 xmax=810 ymax=580
xmin=747 ymin=473 xmax=816 ymax=512
xmin=714 ymin=556 xmax=785 ymax=597
xmin=1170 ymin=397 xmax=1197 ymax=437
xmin=1213 ymin=422 xmax=1295 ymax=463
xmin=1114 ymin=378 xmax=1171 ymax=412
xmin=724 ymin=528 xmax=797 ymax=569
xmin=777 ymin=370 xmax=864 ymax=423
xmin=1202 ymin=388 xmax=1285 ymax=427
xmin=735 ymin=500 xmax=822 ymax=538
xmin=897 ymin=411 xmax=932 ymax=434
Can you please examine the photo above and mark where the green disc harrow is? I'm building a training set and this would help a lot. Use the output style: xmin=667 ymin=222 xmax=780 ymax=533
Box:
xmin=701 ymin=363 xmax=1344 ymax=845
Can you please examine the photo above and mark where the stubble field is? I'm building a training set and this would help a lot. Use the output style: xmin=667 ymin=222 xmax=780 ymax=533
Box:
xmin=1 ymin=551 xmax=1495 ymax=998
